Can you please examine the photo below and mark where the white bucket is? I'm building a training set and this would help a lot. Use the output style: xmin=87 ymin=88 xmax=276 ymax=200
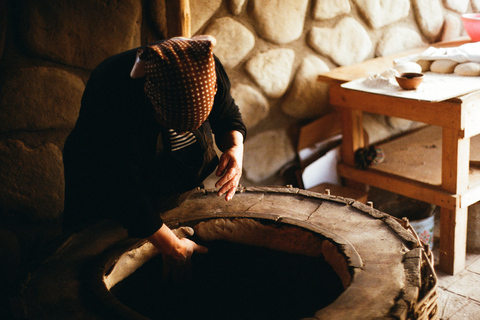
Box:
xmin=410 ymin=214 xmax=435 ymax=249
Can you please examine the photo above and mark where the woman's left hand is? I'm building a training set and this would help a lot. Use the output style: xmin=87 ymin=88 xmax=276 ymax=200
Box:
xmin=215 ymin=131 xmax=244 ymax=201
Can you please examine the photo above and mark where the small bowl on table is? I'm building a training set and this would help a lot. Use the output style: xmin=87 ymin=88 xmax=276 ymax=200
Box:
xmin=395 ymin=72 xmax=424 ymax=90
xmin=462 ymin=13 xmax=480 ymax=42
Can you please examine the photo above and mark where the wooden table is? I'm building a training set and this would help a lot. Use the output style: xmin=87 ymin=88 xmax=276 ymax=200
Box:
xmin=318 ymin=38 xmax=480 ymax=274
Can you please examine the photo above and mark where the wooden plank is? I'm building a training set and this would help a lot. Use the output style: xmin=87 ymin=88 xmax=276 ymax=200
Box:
xmin=372 ymin=125 xmax=480 ymax=188
xmin=330 ymin=86 xmax=462 ymax=130
xmin=308 ymin=183 xmax=368 ymax=204
xmin=442 ymin=128 xmax=470 ymax=194
xmin=317 ymin=48 xmax=428 ymax=84
xmin=450 ymin=89 xmax=480 ymax=105
xmin=439 ymin=207 xmax=467 ymax=274
xmin=317 ymin=37 xmax=471 ymax=85
xmin=337 ymin=105 xmax=368 ymax=190
xmin=297 ymin=112 xmax=342 ymax=151
xmin=376 ymin=125 xmax=442 ymax=185
xmin=462 ymin=94 xmax=480 ymax=138
xmin=439 ymin=127 xmax=470 ymax=274
xmin=337 ymin=163 xmax=458 ymax=209
xmin=459 ymin=184 xmax=480 ymax=208
xmin=434 ymin=36 xmax=473 ymax=47
xmin=338 ymin=107 xmax=364 ymax=166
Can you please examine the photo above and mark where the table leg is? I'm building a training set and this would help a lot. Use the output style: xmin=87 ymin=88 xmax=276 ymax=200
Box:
xmin=339 ymin=107 xmax=364 ymax=166
xmin=338 ymin=107 xmax=366 ymax=190
xmin=439 ymin=128 xmax=470 ymax=274
xmin=439 ymin=207 xmax=467 ymax=274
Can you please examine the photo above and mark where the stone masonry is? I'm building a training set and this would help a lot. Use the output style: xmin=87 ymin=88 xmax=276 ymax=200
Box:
xmin=0 ymin=0 xmax=476 ymax=314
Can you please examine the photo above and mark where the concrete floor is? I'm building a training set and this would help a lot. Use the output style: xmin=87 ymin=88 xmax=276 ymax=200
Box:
xmin=434 ymin=251 xmax=480 ymax=320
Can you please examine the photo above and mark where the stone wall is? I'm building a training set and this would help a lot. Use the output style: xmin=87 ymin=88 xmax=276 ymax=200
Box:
xmin=0 ymin=0 xmax=477 ymax=311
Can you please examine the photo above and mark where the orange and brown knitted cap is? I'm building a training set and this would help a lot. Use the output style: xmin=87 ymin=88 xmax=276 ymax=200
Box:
xmin=141 ymin=37 xmax=217 ymax=133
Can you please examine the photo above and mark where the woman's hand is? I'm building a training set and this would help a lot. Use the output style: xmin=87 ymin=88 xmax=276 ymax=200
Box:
xmin=148 ymin=224 xmax=208 ymax=259
xmin=215 ymin=130 xmax=244 ymax=201
xmin=148 ymin=225 xmax=208 ymax=281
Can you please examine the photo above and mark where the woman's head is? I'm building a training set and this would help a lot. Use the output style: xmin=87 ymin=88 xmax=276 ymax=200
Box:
xmin=131 ymin=36 xmax=217 ymax=133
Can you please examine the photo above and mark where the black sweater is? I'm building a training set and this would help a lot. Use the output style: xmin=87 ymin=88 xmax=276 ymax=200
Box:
xmin=63 ymin=44 xmax=246 ymax=238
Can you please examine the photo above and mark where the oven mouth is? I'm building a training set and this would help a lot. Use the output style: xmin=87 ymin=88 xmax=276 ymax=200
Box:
xmin=94 ymin=216 xmax=361 ymax=320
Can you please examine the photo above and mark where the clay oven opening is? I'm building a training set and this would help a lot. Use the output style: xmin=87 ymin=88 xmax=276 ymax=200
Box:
xmin=97 ymin=217 xmax=353 ymax=320
xmin=18 ymin=187 xmax=437 ymax=320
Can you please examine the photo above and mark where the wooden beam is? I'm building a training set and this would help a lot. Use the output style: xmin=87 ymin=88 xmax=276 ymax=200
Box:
xmin=459 ymin=184 xmax=480 ymax=208
xmin=330 ymin=85 xmax=462 ymax=130
xmin=439 ymin=207 xmax=467 ymax=274
xmin=338 ymin=107 xmax=364 ymax=166
xmin=179 ymin=0 xmax=191 ymax=37
xmin=442 ymin=128 xmax=470 ymax=195
xmin=317 ymin=37 xmax=470 ymax=85
xmin=165 ymin=0 xmax=191 ymax=38
xmin=438 ymin=127 xmax=470 ymax=274
xmin=297 ymin=112 xmax=342 ymax=152
xmin=337 ymin=163 xmax=458 ymax=209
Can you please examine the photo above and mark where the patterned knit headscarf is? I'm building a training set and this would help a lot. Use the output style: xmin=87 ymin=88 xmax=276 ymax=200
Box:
xmin=141 ymin=37 xmax=217 ymax=133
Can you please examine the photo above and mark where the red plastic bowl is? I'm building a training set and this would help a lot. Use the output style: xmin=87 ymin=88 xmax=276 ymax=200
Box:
xmin=462 ymin=13 xmax=480 ymax=42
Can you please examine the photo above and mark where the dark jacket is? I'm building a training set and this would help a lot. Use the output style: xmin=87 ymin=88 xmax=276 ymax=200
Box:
xmin=63 ymin=44 xmax=246 ymax=238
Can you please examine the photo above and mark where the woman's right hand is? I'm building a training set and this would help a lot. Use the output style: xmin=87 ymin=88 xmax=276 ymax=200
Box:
xmin=148 ymin=224 xmax=208 ymax=281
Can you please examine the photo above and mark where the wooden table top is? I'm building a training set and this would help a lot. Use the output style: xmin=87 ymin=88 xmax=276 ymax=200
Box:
xmin=317 ymin=37 xmax=472 ymax=85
